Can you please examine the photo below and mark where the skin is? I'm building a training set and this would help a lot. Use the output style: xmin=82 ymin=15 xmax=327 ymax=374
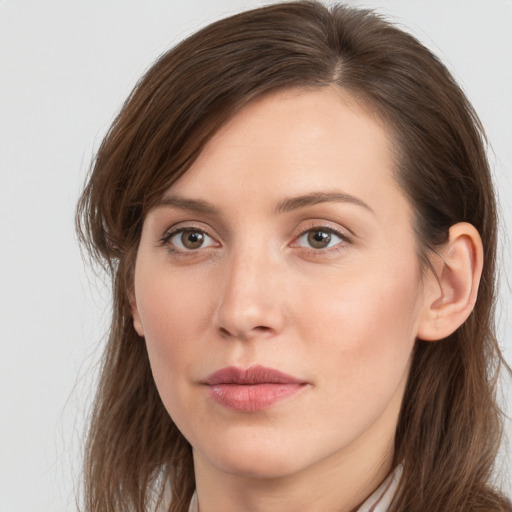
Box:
xmin=131 ymin=87 xmax=480 ymax=511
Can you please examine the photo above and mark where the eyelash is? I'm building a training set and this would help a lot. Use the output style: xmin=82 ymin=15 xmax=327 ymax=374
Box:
xmin=158 ymin=224 xmax=352 ymax=256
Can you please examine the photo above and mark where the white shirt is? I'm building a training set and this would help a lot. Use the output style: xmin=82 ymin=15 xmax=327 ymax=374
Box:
xmin=187 ymin=466 xmax=401 ymax=512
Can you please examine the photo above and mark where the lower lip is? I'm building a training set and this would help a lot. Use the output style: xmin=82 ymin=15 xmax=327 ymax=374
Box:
xmin=207 ymin=383 xmax=305 ymax=412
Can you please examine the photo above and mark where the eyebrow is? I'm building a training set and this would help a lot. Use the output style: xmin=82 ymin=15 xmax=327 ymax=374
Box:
xmin=157 ymin=190 xmax=374 ymax=216
xmin=275 ymin=191 xmax=374 ymax=215
xmin=157 ymin=195 xmax=221 ymax=215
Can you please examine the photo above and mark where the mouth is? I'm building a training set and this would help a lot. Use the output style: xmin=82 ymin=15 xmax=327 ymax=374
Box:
xmin=203 ymin=365 xmax=307 ymax=412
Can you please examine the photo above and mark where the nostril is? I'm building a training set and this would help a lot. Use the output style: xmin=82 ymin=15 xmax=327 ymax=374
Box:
xmin=254 ymin=326 xmax=272 ymax=333
xmin=218 ymin=327 xmax=232 ymax=339
xmin=217 ymin=325 xmax=273 ymax=341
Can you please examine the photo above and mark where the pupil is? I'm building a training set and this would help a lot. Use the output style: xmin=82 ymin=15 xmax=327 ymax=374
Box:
xmin=308 ymin=230 xmax=331 ymax=248
xmin=182 ymin=230 xmax=204 ymax=249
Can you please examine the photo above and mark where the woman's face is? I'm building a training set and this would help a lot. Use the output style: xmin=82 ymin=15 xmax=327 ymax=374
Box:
xmin=132 ymin=87 xmax=429 ymax=480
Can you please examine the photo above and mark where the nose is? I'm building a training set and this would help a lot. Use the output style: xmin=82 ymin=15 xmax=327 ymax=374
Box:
xmin=213 ymin=249 xmax=287 ymax=341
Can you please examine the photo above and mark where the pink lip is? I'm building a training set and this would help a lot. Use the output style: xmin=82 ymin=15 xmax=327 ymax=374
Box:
xmin=204 ymin=365 xmax=307 ymax=412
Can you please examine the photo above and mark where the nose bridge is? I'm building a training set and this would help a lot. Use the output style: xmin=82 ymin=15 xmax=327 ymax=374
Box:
xmin=214 ymin=238 xmax=285 ymax=339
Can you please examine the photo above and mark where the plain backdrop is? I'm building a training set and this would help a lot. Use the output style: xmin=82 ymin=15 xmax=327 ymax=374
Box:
xmin=1 ymin=1 xmax=511 ymax=510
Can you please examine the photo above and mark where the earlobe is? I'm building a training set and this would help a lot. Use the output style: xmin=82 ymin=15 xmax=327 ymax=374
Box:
xmin=417 ymin=223 xmax=483 ymax=342
xmin=130 ymin=292 xmax=145 ymax=337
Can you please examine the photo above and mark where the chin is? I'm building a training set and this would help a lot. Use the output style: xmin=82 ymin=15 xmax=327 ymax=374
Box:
xmin=197 ymin=437 xmax=311 ymax=479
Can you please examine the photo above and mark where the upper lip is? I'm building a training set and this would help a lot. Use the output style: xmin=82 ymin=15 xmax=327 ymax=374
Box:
xmin=204 ymin=365 xmax=304 ymax=385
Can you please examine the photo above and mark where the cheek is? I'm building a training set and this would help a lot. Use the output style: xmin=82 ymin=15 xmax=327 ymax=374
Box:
xmin=135 ymin=257 xmax=213 ymax=348
xmin=302 ymin=257 xmax=421 ymax=397
xmin=134 ymin=272 xmax=207 ymax=408
xmin=134 ymin=259 xmax=232 ymax=432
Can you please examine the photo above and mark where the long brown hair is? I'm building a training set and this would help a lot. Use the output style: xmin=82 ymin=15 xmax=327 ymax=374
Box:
xmin=76 ymin=2 xmax=511 ymax=510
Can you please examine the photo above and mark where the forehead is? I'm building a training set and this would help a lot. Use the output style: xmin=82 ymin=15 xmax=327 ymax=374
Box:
xmin=167 ymin=87 xmax=408 ymax=220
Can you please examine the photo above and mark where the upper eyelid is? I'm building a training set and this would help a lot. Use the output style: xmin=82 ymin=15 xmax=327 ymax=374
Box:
xmin=160 ymin=220 xmax=217 ymax=237
xmin=293 ymin=221 xmax=354 ymax=240
xmin=298 ymin=224 xmax=348 ymax=236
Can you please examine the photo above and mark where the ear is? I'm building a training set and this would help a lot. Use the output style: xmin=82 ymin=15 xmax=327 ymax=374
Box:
xmin=130 ymin=291 xmax=145 ymax=337
xmin=417 ymin=222 xmax=483 ymax=342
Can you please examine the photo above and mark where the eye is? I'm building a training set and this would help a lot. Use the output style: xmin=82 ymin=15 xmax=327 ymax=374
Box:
xmin=295 ymin=228 xmax=348 ymax=250
xmin=163 ymin=228 xmax=217 ymax=251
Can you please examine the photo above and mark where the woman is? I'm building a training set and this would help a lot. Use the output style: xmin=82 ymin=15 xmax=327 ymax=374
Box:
xmin=76 ymin=1 xmax=511 ymax=511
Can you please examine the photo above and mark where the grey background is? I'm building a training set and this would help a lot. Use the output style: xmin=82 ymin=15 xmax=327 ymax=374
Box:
xmin=1 ymin=1 xmax=510 ymax=510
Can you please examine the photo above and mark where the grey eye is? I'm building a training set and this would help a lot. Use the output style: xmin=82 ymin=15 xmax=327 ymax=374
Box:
xmin=297 ymin=229 xmax=343 ymax=249
xmin=307 ymin=230 xmax=332 ymax=248
xmin=170 ymin=229 xmax=216 ymax=250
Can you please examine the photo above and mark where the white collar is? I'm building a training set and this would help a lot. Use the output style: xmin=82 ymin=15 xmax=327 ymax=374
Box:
xmin=356 ymin=465 xmax=401 ymax=512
